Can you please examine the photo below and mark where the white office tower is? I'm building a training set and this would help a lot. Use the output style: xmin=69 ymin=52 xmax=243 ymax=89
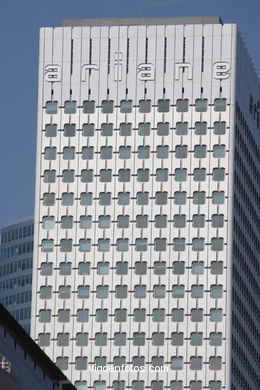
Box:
xmin=31 ymin=17 xmax=260 ymax=390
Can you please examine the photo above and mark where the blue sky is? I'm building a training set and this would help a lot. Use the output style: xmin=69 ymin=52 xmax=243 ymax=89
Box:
xmin=0 ymin=0 xmax=259 ymax=226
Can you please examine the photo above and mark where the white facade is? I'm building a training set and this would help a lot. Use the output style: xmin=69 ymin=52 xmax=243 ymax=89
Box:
xmin=31 ymin=17 xmax=259 ymax=390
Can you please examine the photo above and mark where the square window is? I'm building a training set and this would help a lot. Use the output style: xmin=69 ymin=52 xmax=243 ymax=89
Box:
xmin=173 ymin=238 xmax=185 ymax=251
xmin=46 ymin=101 xmax=58 ymax=114
xmin=99 ymin=192 xmax=111 ymax=205
xmin=101 ymin=146 xmax=112 ymax=159
xmin=192 ymin=261 xmax=204 ymax=274
xmin=153 ymin=285 xmax=165 ymax=298
xmin=43 ymin=170 xmax=56 ymax=183
xmin=118 ymin=169 xmax=130 ymax=182
xmin=75 ymin=357 xmax=88 ymax=371
xmin=135 ymin=261 xmax=147 ymax=275
xmin=83 ymin=123 xmax=94 ymax=136
xmin=190 ymin=332 xmax=203 ymax=346
xmin=120 ymin=100 xmax=132 ymax=113
xmin=64 ymin=101 xmax=76 ymax=114
xmin=60 ymin=239 xmax=72 ymax=252
xmin=213 ymin=145 xmax=225 ymax=158
xmin=209 ymin=356 xmax=222 ymax=370
xmin=158 ymin=99 xmax=170 ymax=112
xmin=115 ymin=285 xmax=127 ymax=299
xmin=156 ymin=168 xmax=168 ymax=182
xmin=64 ymin=124 xmax=76 ymax=137
xmin=39 ymin=333 xmax=50 ymax=347
xmin=80 ymin=216 xmax=92 ymax=229
xmin=83 ymin=100 xmax=95 ymax=113
xmin=42 ymin=216 xmax=54 ymax=229
xmin=171 ymin=332 xmax=184 ymax=346
xmin=58 ymin=309 xmax=70 ymax=322
xmin=56 ymin=357 xmax=68 ymax=371
xmin=155 ymin=191 xmax=168 ymax=205
xmin=154 ymin=261 xmax=166 ymax=274
xmin=157 ymin=146 xmax=169 ymax=159
xmin=115 ymin=309 xmax=127 ymax=322
xmin=214 ymin=98 xmax=226 ymax=111
xmin=44 ymin=147 xmax=56 ymax=160
xmin=135 ymin=238 xmax=147 ymax=251
xmin=193 ymin=191 xmax=205 ymax=204
xmin=116 ymin=261 xmax=128 ymax=275
xmin=119 ymin=123 xmax=132 ymax=136
xmin=78 ymin=262 xmax=90 ymax=275
xmin=175 ymin=168 xmax=187 ymax=182
xmin=157 ymin=122 xmax=169 ymax=136
xmin=212 ymin=191 xmax=225 ymax=204
xmin=214 ymin=122 xmax=226 ymax=135
xmin=194 ymin=145 xmax=206 ymax=158
xmin=190 ymin=356 xmax=202 ymax=370
xmin=210 ymin=285 xmax=223 ymax=298
xmin=63 ymin=147 xmax=75 ymax=160
xmin=213 ymin=168 xmax=225 ymax=181
xmin=137 ymin=169 xmax=149 ymax=182
xmin=95 ymin=333 xmax=107 ymax=346
xmin=152 ymin=332 xmax=164 ymax=346
xmin=119 ymin=146 xmax=131 ymax=159
xmin=99 ymin=215 xmax=110 ymax=229
xmin=39 ymin=309 xmax=51 ymax=322
xmin=134 ymin=285 xmax=146 ymax=298
xmin=80 ymin=192 xmax=92 ymax=206
xmin=191 ymin=308 xmax=203 ymax=322
xmin=78 ymin=286 xmax=90 ymax=299
xmin=40 ymin=262 xmax=53 ymax=275
xmin=174 ymin=215 xmax=186 ymax=228
xmin=97 ymin=262 xmax=109 ymax=275
xmin=138 ymin=123 xmax=150 ymax=136
xmin=175 ymin=145 xmax=187 ymax=159
xmin=98 ymin=238 xmax=110 ymax=252
xmin=97 ymin=285 xmax=109 ymax=298
xmin=176 ymin=122 xmax=188 ymax=135
xmin=172 ymin=261 xmax=185 ymax=275
xmin=58 ymin=285 xmax=71 ymax=299
xmin=191 ymin=285 xmax=204 ymax=298
xmin=138 ymin=146 xmax=150 ymax=159
xmin=133 ymin=332 xmax=145 ymax=346
xmin=171 ymin=356 xmax=183 ymax=370
xmin=82 ymin=146 xmax=94 ymax=160
xmin=172 ymin=309 xmax=184 ymax=322
xmin=154 ymin=238 xmax=166 ymax=251
xmin=100 ymin=169 xmax=112 ymax=182
xmin=139 ymin=99 xmax=151 ymax=113
xmin=195 ymin=122 xmax=206 ymax=135
xmin=114 ymin=332 xmax=126 ymax=346
xmin=77 ymin=309 xmax=89 ymax=322
xmin=212 ymin=214 xmax=224 ymax=227
xmin=102 ymin=100 xmax=113 ymax=113
xmin=117 ymin=215 xmax=129 ymax=228
xmin=193 ymin=168 xmax=206 ymax=181
xmin=195 ymin=99 xmax=207 ymax=112
xmin=63 ymin=169 xmax=74 ymax=183
xmin=118 ymin=192 xmax=130 ymax=205
xmin=41 ymin=239 xmax=53 ymax=252
xmin=61 ymin=216 xmax=73 ymax=229
xmin=192 ymin=214 xmax=205 ymax=228
xmin=177 ymin=99 xmax=188 ymax=112
xmin=172 ymin=285 xmax=185 ymax=298
xmin=210 ymin=332 xmax=222 ymax=346
xmin=101 ymin=123 xmax=113 ymax=136
xmin=76 ymin=333 xmax=88 ymax=346
xmin=40 ymin=286 xmax=52 ymax=299
xmin=45 ymin=124 xmax=57 ymax=137
xmin=211 ymin=238 xmax=224 ymax=251
xmin=134 ymin=308 xmax=146 ymax=322
xmin=79 ymin=239 xmax=91 ymax=252
xmin=171 ymin=381 xmax=183 ymax=390
xmin=155 ymin=215 xmax=167 ymax=228
xmin=117 ymin=238 xmax=129 ymax=251
xmin=60 ymin=262 xmax=71 ymax=275
xmin=174 ymin=191 xmax=186 ymax=205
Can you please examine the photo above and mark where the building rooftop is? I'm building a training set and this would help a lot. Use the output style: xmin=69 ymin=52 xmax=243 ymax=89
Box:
xmin=63 ymin=16 xmax=223 ymax=27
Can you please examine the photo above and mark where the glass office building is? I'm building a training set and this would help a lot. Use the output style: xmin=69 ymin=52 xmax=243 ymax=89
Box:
xmin=0 ymin=218 xmax=34 ymax=333
xmin=31 ymin=17 xmax=259 ymax=390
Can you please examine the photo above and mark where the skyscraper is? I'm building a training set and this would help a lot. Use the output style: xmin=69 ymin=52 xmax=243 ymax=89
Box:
xmin=0 ymin=218 xmax=34 ymax=333
xmin=31 ymin=17 xmax=260 ymax=390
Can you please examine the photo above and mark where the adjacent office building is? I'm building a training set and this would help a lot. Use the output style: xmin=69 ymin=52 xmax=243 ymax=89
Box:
xmin=0 ymin=218 xmax=34 ymax=333
xmin=0 ymin=303 xmax=76 ymax=390
xmin=31 ymin=17 xmax=260 ymax=390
